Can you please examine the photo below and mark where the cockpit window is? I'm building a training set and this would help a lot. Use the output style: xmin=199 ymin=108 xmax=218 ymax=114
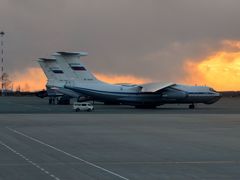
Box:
xmin=209 ymin=88 xmax=217 ymax=92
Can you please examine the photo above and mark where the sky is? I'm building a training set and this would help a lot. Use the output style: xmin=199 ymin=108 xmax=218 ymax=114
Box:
xmin=1 ymin=0 xmax=240 ymax=91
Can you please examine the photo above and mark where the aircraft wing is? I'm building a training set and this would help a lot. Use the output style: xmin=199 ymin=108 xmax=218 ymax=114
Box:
xmin=140 ymin=82 xmax=175 ymax=92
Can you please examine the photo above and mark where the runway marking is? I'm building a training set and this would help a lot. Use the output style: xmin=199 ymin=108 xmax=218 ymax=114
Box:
xmin=93 ymin=160 xmax=240 ymax=165
xmin=7 ymin=127 xmax=129 ymax=180
xmin=0 ymin=140 xmax=60 ymax=180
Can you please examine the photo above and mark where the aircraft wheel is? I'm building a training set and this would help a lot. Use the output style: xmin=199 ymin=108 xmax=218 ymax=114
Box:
xmin=189 ymin=104 xmax=195 ymax=109
xmin=135 ymin=105 xmax=157 ymax=109
xmin=49 ymin=98 xmax=52 ymax=105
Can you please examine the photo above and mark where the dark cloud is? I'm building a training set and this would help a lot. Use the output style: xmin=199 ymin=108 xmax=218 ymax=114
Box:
xmin=1 ymin=0 xmax=240 ymax=81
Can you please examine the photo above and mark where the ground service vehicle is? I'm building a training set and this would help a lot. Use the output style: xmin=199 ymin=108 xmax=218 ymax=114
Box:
xmin=73 ymin=102 xmax=94 ymax=112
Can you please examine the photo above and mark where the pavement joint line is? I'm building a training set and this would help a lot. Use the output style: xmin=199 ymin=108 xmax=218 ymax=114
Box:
xmin=0 ymin=140 xmax=61 ymax=180
xmin=7 ymin=127 xmax=130 ymax=180
xmin=1 ymin=159 xmax=239 ymax=167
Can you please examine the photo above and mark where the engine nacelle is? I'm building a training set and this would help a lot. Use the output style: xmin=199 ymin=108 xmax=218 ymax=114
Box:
xmin=77 ymin=96 xmax=93 ymax=102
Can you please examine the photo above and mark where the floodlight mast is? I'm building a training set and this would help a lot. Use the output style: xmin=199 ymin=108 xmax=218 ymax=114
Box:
xmin=0 ymin=31 xmax=5 ymax=96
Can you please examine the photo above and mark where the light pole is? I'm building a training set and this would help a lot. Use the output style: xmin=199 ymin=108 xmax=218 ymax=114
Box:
xmin=0 ymin=31 xmax=5 ymax=96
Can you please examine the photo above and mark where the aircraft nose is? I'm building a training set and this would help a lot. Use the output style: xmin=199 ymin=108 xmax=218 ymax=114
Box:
xmin=205 ymin=92 xmax=222 ymax=104
xmin=212 ymin=93 xmax=222 ymax=103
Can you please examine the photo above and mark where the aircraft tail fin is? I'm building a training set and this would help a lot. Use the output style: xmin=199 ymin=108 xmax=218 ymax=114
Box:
xmin=55 ymin=51 xmax=98 ymax=82
xmin=38 ymin=58 xmax=66 ymax=81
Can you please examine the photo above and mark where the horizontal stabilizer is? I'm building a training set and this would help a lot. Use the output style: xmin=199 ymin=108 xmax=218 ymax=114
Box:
xmin=39 ymin=58 xmax=56 ymax=61
xmin=57 ymin=51 xmax=88 ymax=56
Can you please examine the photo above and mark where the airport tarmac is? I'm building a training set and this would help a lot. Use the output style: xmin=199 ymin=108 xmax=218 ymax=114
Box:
xmin=0 ymin=97 xmax=240 ymax=179
xmin=0 ymin=96 xmax=239 ymax=114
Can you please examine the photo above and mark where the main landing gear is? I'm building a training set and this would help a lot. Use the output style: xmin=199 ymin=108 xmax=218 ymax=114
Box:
xmin=135 ymin=105 xmax=157 ymax=109
xmin=189 ymin=104 xmax=195 ymax=109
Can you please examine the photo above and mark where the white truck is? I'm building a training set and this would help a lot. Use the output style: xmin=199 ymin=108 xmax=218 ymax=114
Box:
xmin=73 ymin=102 xmax=94 ymax=112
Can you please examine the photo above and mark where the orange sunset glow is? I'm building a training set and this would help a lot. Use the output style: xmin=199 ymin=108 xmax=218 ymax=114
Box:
xmin=94 ymin=73 xmax=151 ymax=85
xmin=11 ymin=68 xmax=150 ymax=91
xmin=183 ymin=41 xmax=240 ymax=91
xmin=10 ymin=40 xmax=240 ymax=91
xmin=12 ymin=68 xmax=47 ymax=92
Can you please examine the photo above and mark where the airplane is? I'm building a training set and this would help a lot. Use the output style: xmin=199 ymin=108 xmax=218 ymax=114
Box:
xmin=37 ymin=58 xmax=79 ymax=104
xmin=38 ymin=56 xmax=92 ymax=104
xmin=51 ymin=51 xmax=222 ymax=109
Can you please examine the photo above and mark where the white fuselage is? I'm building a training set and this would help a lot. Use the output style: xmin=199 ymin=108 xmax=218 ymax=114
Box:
xmin=65 ymin=80 xmax=221 ymax=106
